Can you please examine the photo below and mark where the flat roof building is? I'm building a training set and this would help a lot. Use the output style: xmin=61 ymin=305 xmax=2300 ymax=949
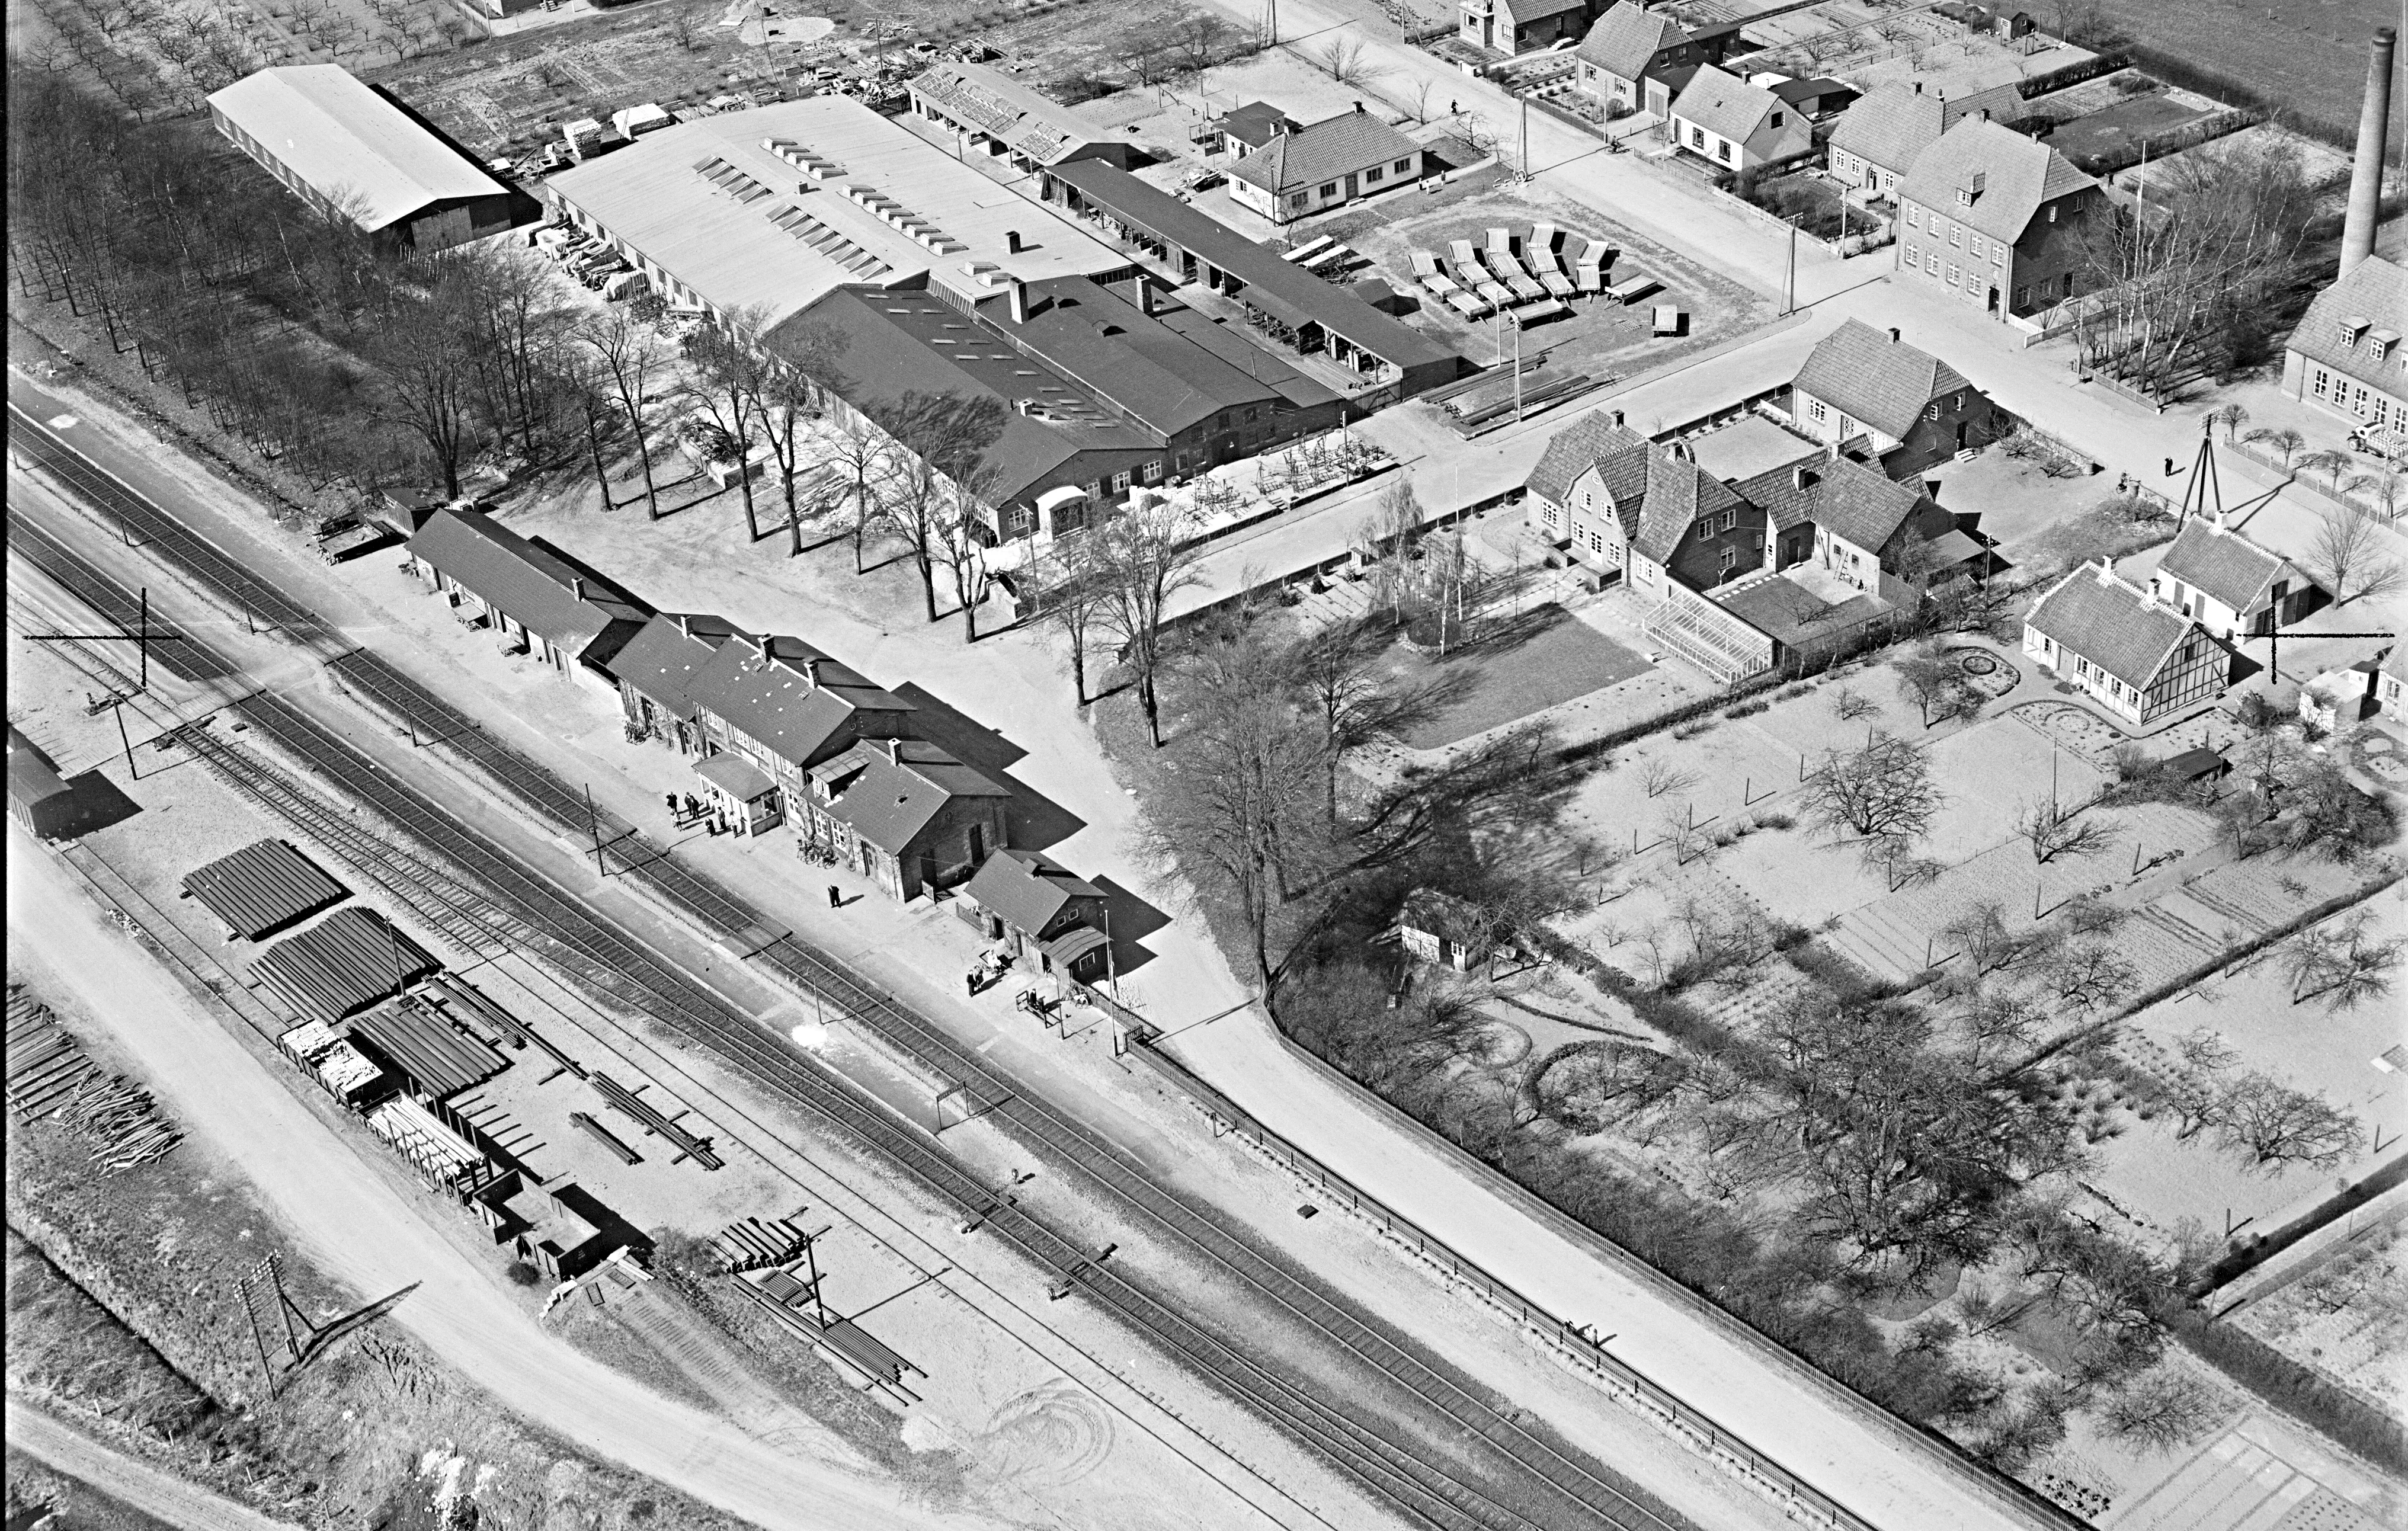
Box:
xmin=907 ymin=62 xmax=1139 ymax=176
xmin=545 ymin=97 xmax=1136 ymax=330
xmin=208 ymin=65 xmax=513 ymax=250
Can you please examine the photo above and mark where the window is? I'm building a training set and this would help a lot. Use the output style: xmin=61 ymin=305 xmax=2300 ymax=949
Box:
xmin=1808 ymin=399 xmax=1827 ymax=422
xmin=1141 ymin=461 xmax=1165 ymax=485
xmin=1318 ymin=182 xmax=1338 ymax=197
xmin=1109 ymin=470 xmax=1132 ymax=492
xmin=1991 ymin=245 xmax=2005 ymax=266
xmin=1949 ymin=226 xmax=1961 ymax=247
xmin=1542 ymin=504 xmax=1561 ymax=528
xmin=1696 ymin=523 xmax=1713 ymax=543
xmin=1928 ymin=403 xmax=1941 ymax=421
xmin=1905 ymin=242 xmax=1920 ymax=265
xmin=1395 ymin=158 xmax=1413 ymax=174
xmin=1718 ymin=140 xmax=1734 ymax=164
xmin=1968 ymin=235 xmax=1983 ymax=258
xmin=1587 ymin=529 xmax=1606 ymax=554
xmin=1947 ymin=264 xmax=1961 ymax=283
xmin=1289 ymin=194 xmax=1309 ymax=210
xmin=1907 ymin=206 xmax=1921 ymax=228
xmin=1689 ymin=125 xmax=1705 ymax=149
xmin=1720 ymin=510 xmax=1737 ymax=532
xmin=2047 ymin=204 xmax=2060 ymax=223
xmin=1244 ymin=406 xmax=1260 ymax=422
xmin=1006 ymin=505 xmax=1035 ymax=534
xmin=1770 ymin=111 xmax=1785 ymax=129
xmin=1363 ymin=166 xmax=1382 ymax=184
xmin=1926 ymin=252 xmax=1941 ymax=274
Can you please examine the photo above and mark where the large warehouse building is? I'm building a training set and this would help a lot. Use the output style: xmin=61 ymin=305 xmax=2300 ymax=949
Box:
xmin=545 ymin=96 xmax=1458 ymax=550
xmin=209 ymin=65 xmax=515 ymax=251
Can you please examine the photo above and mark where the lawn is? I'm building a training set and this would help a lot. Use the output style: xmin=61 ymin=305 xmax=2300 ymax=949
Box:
xmin=1381 ymin=604 xmax=1651 ymax=748
xmin=2041 ymin=94 xmax=2214 ymax=174
xmin=2081 ymin=0 xmax=2396 ymax=143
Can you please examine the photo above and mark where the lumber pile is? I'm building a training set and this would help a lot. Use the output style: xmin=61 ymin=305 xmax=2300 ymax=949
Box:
xmin=6 ymin=985 xmax=182 ymax=1174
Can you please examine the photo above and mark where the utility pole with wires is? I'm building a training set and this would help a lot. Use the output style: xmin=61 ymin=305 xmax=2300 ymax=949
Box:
xmin=235 ymin=1254 xmax=315 ymax=1398
xmin=26 ymin=585 xmax=153 ymax=693
xmin=2175 ymin=414 xmax=2222 ymax=527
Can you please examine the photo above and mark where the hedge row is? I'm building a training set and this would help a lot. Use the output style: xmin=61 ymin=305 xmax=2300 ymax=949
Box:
xmin=2175 ymin=1317 xmax=2408 ymax=1473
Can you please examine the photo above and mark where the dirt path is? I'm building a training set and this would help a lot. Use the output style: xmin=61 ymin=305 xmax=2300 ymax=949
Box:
xmin=5 ymin=825 xmax=995 ymax=1531
xmin=4 ymin=1397 xmax=297 ymax=1531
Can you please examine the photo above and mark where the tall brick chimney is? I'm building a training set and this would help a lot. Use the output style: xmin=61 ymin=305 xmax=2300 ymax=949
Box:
xmin=2340 ymin=27 xmax=2396 ymax=278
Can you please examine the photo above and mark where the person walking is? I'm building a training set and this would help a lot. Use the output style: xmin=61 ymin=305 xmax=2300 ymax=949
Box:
xmin=827 ymin=884 xmax=842 ymax=908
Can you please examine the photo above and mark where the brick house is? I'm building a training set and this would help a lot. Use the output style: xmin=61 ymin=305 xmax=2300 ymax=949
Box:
xmin=2147 ymin=517 xmax=2324 ymax=644
xmin=1522 ymin=408 xmax=1654 ymax=581
xmin=1785 ymin=319 xmax=2010 ymax=478
xmin=1227 ymin=107 xmax=1425 ymax=225
xmin=1668 ymin=66 xmax=1811 ymax=174
xmin=1459 ymin=0 xmax=1600 ymax=55
xmin=1826 ymin=80 xmax=2023 ymax=200
xmin=799 ymin=738 xmax=1011 ymax=902
xmin=1896 ymin=117 xmax=2100 ymax=324
xmin=1734 ymin=450 xmax=1983 ymax=603
xmin=403 ymin=509 xmax=649 ymax=687
xmin=2023 ymin=562 xmax=2233 ymax=725
xmin=1572 ymin=4 xmax=1746 ymax=120
xmin=2279 ymin=255 xmax=2407 ymax=440
xmin=957 ymin=848 xmax=1112 ymax=984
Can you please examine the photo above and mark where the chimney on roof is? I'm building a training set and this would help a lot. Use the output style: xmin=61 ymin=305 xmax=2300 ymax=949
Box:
xmin=570 ymin=576 xmax=585 ymax=600
xmin=1888 ymin=326 xmax=1901 ymax=344
xmin=1827 ymin=439 xmax=1843 ymax=462
xmin=1135 ymin=281 xmax=1155 ymax=316
xmin=2095 ymin=561 xmax=2118 ymax=586
xmin=755 ymin=632 xmax=775 ymax=661
xmin=1006 ymin=229 xmax=1024 ymax=254
xmin=1609 ymin=408 xmax=1625 ymax=427
xmin=881 ymin=737 xmax=903 ymax=763
xmin=678 ymin=614 xmax=695 ymax=638
xmin=1913 ymin=81 xmax=1924 ymax=95
xmin=1008 ymin=278 xmax=1029 ymax=324
xmin=802 ymin=656 xmax=821 ymax=689
xmin=1354 ymin=100 xmax=1364 ymax=113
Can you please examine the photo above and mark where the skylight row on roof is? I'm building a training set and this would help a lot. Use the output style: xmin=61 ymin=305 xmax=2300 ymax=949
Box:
xmin=841 ymin=183 xmax=969 ymax=255
xmin=694 ymin=155 xmax=774 ymax=204
xmin=764 ymin=202 xmax=891 ymax=278
xmin=762 ymin=138 xmax=846 ymax=181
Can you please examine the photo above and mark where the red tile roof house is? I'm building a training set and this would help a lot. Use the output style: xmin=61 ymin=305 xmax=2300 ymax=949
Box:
xmin=1826 ymin=80 xmax=2022 ymax=201
xmin=402 ymin=510 xmax=650 ymax=688
xmin=1783 ymin=319 xmax=2012 ymax=478
xmin=2146 ymin=517 xmax=2325 ymax=644
xmin=956 ymin=848 xmax=1112 ymax=984
xmin=1227 ymin=107 xmax=1427 ymax=225
xmin=1571 ymin=3 xmax=1747 ymax=121
xmin=2023 ymin=562 xmax=2234 ymax=726
xmin=2279 ymin=255 xmax=2407 ymax=440
xmin=1459 ymin=0 xmax=1600 ymax=56
xmin=1895 ymin=117 xmax=2102 ymax=325
xmin=801 ymin=738 xmax=1012 ymax=902
xmin=1668 ymin=66 xmax=1811 ymax=175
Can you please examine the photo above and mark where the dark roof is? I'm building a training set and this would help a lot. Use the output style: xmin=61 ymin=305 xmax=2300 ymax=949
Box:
xmin=687 ymin=633 xmax=914 ymax=770
xmin=779 ymin=290 xmax=1163 ymax=511
xmin=1038 ymin=924 xmax=1109 ymax=966
xmin=1150 ymin=304 xmax=1343 ymax=411
xmin=1791 ymin=319 xmax=1975 ymax=439
xmin=694 ymin=751 xmax=779 ymax=799
xmin=405 ymin=510 xmax=651 ymax=670
xmin=251 ymin=907 xmax=437 ymax=1025
xmin=1709 ymin=575 xmax=1890 ymax=646
xmin=182 ymin=840 xmax=348 ymax=941
xmin=1218 ymin=101 xmax=1295 ymax=151
xmin=1632 ymin=450 xmax=1749 ymax=562
xmin=1735 ymin=453 xmax=1930 ymax=551
xmin=1527 ymin=409 xmax=1653 ymax=505
xmin=964 ymin=848 xmax=1103 ymax=934
xmin=1575 ymin=4 xmax=1689 ymax=81
xmin=2162 ymin=747 xmax=2229 ymax=780
xmin=1898 ymin=116 xmax=2095 ymax=245
xmin=1829 ymin=81 xmax=2022 ymax=174
xmin=2156 ymin=520 xmax=2292 ymax=613
xmin=614 ymin=613 xmax=751 ymax=719
xmin=1507 ymin=0 xmax=1589 ymax=20
xmin=1671 ymin=66 xmax=1782 ymax=144
xmin=1398 ymin=887 xmax=1488 ymax=947
xmin=1003 ymin=278 xmax=1282 ymax=437
xmin=347 ymin=993 xmax=510 ymax=1100
xmin=1046 ymin=161 xmax=1461 ymax=376
xmin=808 ymin=738 xmax=1009 ymax=856
xmin=6 ymin=726 xmax=72 ymax=814
xmin=1230 ymin=110 xmax=1421 ymax=196
xmin=2286 ymin=256 xmax=2407 ymax=398
xmin=2025 ymin=564 xmax=2197 ymax=689
xmin=1771 ymin=77 xmax=1855 ymax=110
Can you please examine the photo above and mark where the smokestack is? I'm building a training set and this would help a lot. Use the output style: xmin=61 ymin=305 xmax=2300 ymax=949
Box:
xmin=1008 ymin=278 xmax=1029 ymax=324
xmin=1135 ymin=281 xmax=1154 ymax=316
xmin=2340 ymin=27 xmax=2396 ymax=278
xmin=1006 ymin=229 xmax=1024 ymax=254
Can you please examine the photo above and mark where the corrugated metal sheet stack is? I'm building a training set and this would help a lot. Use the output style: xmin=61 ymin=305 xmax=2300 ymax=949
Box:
xmin=251 ymin=907 xmax=437 ymax=1024
xmin=182 ymin=839 xmax=348 ymax=940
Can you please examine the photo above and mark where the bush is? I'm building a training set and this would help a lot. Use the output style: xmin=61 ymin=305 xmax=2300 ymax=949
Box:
xmin=1724 ymin=700 xmax=1769 ymax=718
xmin=504 ymin=1260 xmax=542 ymax=1287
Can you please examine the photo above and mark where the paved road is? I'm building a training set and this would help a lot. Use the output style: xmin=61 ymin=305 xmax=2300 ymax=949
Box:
xmin=5 ymin=827 xmax=993 ymax=1531
xmin=4 ymin=1397 xmax=297 ymax=1531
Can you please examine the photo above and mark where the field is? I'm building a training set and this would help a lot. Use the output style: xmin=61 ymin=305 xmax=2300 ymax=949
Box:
xmin=2082 ymin=0 xmax=2399 ymax=143
xmin=1378 ymin=604 xmax=1652 ymax=750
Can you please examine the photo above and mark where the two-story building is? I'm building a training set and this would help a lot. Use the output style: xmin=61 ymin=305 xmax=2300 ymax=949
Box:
xmin=2280 ymin=255 xmax=2406 ymax=441
xmin=1785 ymin=318 xmax=2010 ymax=478
xmin=1896 ymin=117 xmax=2100 ymax=324
xmin=1572 ymin=4 xmax=1746 ymax=120
xmin=799 ymin=738 xmax=1012 ymax=902
xmin=1826 ymin=79 xmax=2023 ymax=200
xmin=613 ymin=611 xmax=750 ymax=755
xmin=1459 ymin=0 xmax=1600 ymax=55
xmin=1735 ymin=450 xmax=1981 ymax=603
xmin=1227 ymin=106 xmax=1426 ymax=225
xmin=1668 ymin=66 xmax=1811 ymax=174
xmin=2148 ymin=516 xmax=2324 ymax=644
xmin=2023 ymin=562 xmax=2233 ymax=726
xmin=957 ymin=848 xmax=1112 ymax=984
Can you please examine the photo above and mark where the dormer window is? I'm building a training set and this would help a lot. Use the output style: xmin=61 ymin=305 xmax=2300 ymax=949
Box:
xmin=2340 ymin=317 xmax=2370 ymax=345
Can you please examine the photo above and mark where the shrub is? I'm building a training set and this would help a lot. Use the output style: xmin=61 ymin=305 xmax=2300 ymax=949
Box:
xmin=504 ymin=1260 xmax=542 ymax=1287
xmin=1754 ymin=809 xmax=1797 ymax=830
xmin=1724 ymin=700 xmax=1769 ymax=718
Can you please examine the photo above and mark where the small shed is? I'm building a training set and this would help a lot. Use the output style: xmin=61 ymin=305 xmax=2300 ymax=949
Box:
xmin=2160 ymin=747 xmax=2230 ymax=786
xmin=694 ymin=751 xmax=783 ymax=837
xmin=2300 ymin=663 xmax=2379 ymax=732
xmin=958 ymin=848 xmax=1111 ymax=983
xmin=1395 ymin=888 xmax=1493 ymax=972
xmin=7 ymin=726 xmax=108 ymax=842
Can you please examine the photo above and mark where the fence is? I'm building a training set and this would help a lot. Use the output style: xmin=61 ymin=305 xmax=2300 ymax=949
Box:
xmin=1121 ymin=1016 xmax=2089 ymax=1531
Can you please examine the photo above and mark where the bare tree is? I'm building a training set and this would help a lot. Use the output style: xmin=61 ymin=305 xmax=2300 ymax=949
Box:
xmin=2100 ymin=1373 xmax=2223 ymax=1455
xmin=2160 ymin=1028 xmax=2236 ymax=1140
xmin=822 ymin=418 xmax=894 ymax=574
xmin=2281 ymin=911 xmax=2403 ymax=1009
xmin=1638 ymin=757 xmax=1699 ymax=799
xmin=1831 ymin=684 xmax=1878 ymax=721
xmin=1896 ymin=643 xmax=1984 ymax=728
xmin=1032 ymin=538 xmax=1108 ymax=704
xmin=1804 ymin=731 xmax=1939 ymax=844
xmin=1940 ymin=901 xmax=2023 ymax=976
xmin=748 ymin=321 xmax=843 ymax=557
xmin=1308 ymin=36 xmax=1382 ymax=87
xmin=2308 ymin=504 xmax=2404 ymax=606
xmin=2211 ymin=1074 xmax=2361 ymax=1171
xmin=2047 ymin=943 xmax=2140 ymax=1013
xmin=574 ymin=309 xmax=667 ymax=518
xmin=680 ymin=311 xmax=776 ymax=543
xmin=2203 ymin=403 xmax=2247 ymax=443
xmin=663 ymin=5 xmax=698 ymax=51
xmin=1290 ymin=616 xmax=1392 ymax=823
xmin=2294 ymin=449 xmax=2355 ymax=490
xmin=1093 ymin=495 xmax=1205 ymax=747
xmin=2016 ymin=794 xmax=2114 ymax=864
xmin=2243 ymin=425 xmax=2305 ymax=466
xmin=366 ymin=265 xmax=487 ymax=499
xmin=872 ymin=390 xmax=1010 ymax=623
xmin=1172 ymin=14 xmax=1229 ymax=72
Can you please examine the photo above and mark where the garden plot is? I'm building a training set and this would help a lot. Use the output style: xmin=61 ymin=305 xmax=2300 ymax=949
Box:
xmin=1564 ymin=717 xmax=1807 ymax=861
xmin=2231 ymin=1228 xmax=2405 ymax=1419
xmin=1919 ymin=716 xmax=2108 ymax=864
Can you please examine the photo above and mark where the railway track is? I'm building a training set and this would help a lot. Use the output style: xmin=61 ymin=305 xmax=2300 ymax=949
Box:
xmin=8 ymin=472 xmax=1683 ymax=1531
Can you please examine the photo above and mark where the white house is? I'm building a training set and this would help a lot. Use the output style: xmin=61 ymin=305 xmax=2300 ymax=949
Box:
xmin=1667 ymin=65 xmax=1810 ymax=174
xmin=2023 ymin=562 xmax=2232 ymax=726
xmin=2147 ymin=516 xmax=2322 ymax=643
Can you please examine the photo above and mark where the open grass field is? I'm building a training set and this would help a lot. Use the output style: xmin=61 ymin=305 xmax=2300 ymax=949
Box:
xmin=2092 ymin=0 xmax=2401 ymax=143
xmin=1381 ymin=603 xmax=1651 ymax=748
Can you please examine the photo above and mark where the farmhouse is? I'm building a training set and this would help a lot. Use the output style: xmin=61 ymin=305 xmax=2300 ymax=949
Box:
xmin=1459 ymin=0 xmax=1600 ymax=56
xmin=958 ymin=848 xmax=1112 ymax=983
xmin=2023 ymin=562 xmax=2232 ymax=726
xmin=1572 ymin=4 xmax=1746 ymax=120
xmin=1734 ymin=451 xmax=1981 ymax=603
xmin=1826 ymin=80 xmax=2023 ymax=199
xmin=1895 ymin=117 xmax=2100 ymax=324
xmin=2280 ymin=255 xmax=2407 ymax=438
xmin=403 ymin=510 xmax=650 ymax=686
xmin=799 ymin=738 xmax=1012 ymax=902
xmin=2147 ymin=517 xmax=2323 ymax=643
xmin=1785 ymin=319 xmax=2009 ymax=477
xmin=209 ymin=65 xmax=514 ymax=251
xmin=1226 ymin=107 xmax=1427 ymax=225
xmin=1668 ymin=66 xmax=1811 ymax=174
xmin=906 ymin=61 xmax=1139 ymax=176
